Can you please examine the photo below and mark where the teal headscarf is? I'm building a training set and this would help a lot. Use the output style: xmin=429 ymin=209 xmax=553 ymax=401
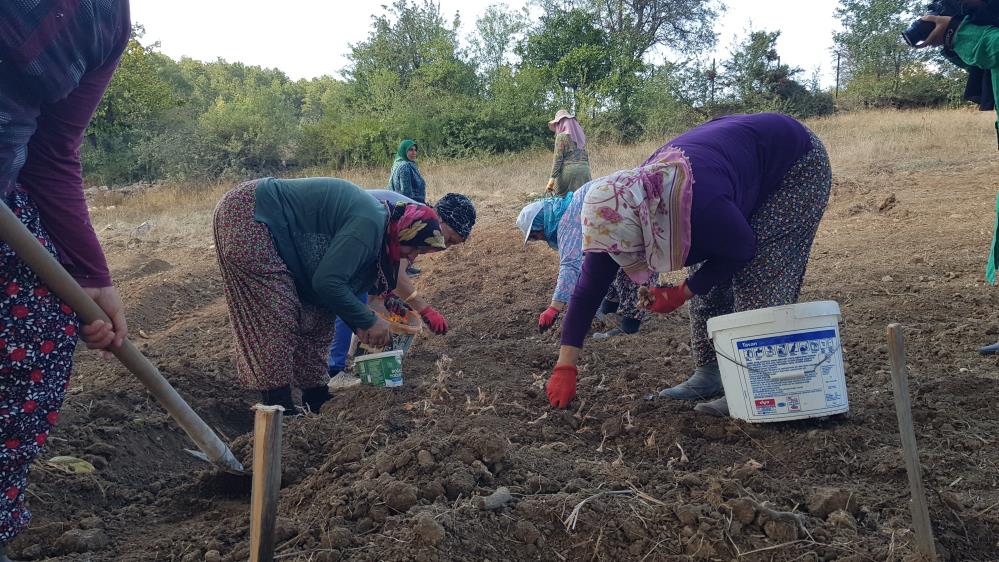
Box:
xmin=395 ymin=139 xmax=417 ymax=163
xmin=531 ymin=192 xmax=575 ymax=250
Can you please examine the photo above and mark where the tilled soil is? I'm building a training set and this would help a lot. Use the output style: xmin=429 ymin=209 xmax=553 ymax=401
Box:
xmin=8 ymin=137 xmax=999 ymax=561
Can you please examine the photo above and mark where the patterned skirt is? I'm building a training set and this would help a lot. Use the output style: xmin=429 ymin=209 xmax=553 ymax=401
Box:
xmin=688 ymin=130 xmax=833 ymax=366
xmin=0 ymin=189 xmax=79 ymax=543
xmin=213 ymin=181 xmax=335 ymax=392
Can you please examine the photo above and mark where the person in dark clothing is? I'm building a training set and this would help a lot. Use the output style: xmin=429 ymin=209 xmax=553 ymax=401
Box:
xmin=0 ymin=1 xmax=131 ymax=556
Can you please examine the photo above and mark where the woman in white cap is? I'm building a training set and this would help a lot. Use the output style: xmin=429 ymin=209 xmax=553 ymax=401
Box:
xmin=546 ymin=110 xmax=591 ymax=197
xmin=517 ymin=182 xmax=657 ymax=335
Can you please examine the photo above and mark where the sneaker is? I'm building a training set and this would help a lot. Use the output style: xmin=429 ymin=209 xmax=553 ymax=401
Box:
xmin=406 ymin=265 xmax=422 ymax=276
xmin=593 ymin=327 xmax=626 ymax=340
xmin=980 ymin=341 xmax=999 ymax=355
xmin=658 ymin=362 xmax=723 ymax=401
xmin=328 ymin=371 xmax=362 ymax=389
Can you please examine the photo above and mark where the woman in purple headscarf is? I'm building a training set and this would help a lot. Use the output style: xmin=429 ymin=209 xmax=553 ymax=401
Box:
xmin=546 ymin=110 xmax=592 ymax=197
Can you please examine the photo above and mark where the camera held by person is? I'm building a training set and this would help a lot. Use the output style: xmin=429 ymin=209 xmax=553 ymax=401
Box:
xmin=902 ymin=0 xmax=999 ymax=47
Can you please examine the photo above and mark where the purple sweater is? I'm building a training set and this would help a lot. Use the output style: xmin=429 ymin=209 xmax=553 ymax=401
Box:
xmin=1 ymin=1 xmax=130 ymax=287
xmin=562 ymin=113 xmax=813 ymax=348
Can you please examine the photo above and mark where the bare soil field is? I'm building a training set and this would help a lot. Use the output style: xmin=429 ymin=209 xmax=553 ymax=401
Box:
xmin=8 ymin=109 xmax=999 ymax=561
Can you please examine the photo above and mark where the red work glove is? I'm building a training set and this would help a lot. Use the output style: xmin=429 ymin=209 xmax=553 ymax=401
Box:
xmin=643 ymin=283 xmax=692 ymax=315
xmin=546 ymin=364 xmax=577 ymax=409
xmin=538 ymin=306 xmax=560 ymax=332
xmin=419 ymin=306 xmax=448 ymax=335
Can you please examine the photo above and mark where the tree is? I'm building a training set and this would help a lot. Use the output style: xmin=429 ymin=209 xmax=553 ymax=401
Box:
xmin=346 ymin=0 xmax=476 ymax=96
xmin=833 ymin=0 xmax=928 ymax=104
xmin=519 ymin=8 xmax=612 ymax=113
xmin=583 ymin=0 xmax=721 ymax=59
xmin=470 ymin=3 xmax=530 ymax=77
xmin=718 ymin=29 xmax=834 ymax=118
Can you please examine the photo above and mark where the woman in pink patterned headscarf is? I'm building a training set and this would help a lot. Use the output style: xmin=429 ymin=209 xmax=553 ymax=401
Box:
xmin=546 ymin=110 xmax=592 ymax=197
xmin=545 ymin=113 xmax=832 ymax=419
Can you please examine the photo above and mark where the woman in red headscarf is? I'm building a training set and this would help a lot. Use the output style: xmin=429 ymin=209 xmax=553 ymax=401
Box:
xmin=213 ymin=177 xmax=446 ymax=413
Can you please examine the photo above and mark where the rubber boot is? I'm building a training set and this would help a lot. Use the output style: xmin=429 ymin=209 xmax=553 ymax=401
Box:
xmin=693 ymin=396 xmax=730 ymax=417
xmin=980 ymin=341 xmax=999 ymax=355
xmin=260 ymin=385 xmax=297 ymax=413
xmin=658 ymin=362 xmax=723 ymax=401
xmin=301 ymin=385 xmax=332 ymax=413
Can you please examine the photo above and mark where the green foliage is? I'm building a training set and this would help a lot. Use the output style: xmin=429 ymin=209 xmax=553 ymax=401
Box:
xmin=77 ymin=2 xmax=966 ymax=186
xmin=714 ymin=29 xmax=834 ymax=119
xmin=519 ymin=8 xmax=612 ymax=112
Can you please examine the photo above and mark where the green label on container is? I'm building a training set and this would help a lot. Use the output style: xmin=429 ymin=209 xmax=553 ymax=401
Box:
xmin=355 ymin=354 xmax=403 ymax=388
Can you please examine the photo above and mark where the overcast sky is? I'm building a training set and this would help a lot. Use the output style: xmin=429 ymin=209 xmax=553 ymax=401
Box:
xmin=131 ymin=0 xmax=843 ymax=86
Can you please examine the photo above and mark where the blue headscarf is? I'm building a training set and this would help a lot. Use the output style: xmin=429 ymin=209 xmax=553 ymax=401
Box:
xmin=531 ymin=192 xmax=575 ymax=250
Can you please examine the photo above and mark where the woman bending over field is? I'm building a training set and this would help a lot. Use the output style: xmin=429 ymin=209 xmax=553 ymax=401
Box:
xmin=326 ymin=190 xmax=476 ymax=379
xmin=516 ymin=184 xmax=658 ymax=338
xmin=213 ymin=178 xmax=446 ymax=413
xmin=545 ymin=113 xmax=832 ymax=418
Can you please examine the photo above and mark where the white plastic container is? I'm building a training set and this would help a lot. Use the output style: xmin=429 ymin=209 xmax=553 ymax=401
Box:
xmin=353 ymin=349 xmax=404 ymax=388
xmin=706 ymin=301 xmax=849 ymax=423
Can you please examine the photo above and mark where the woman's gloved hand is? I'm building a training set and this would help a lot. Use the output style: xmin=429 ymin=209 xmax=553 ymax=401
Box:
xmin=546 ymin=364 xmax=577 ymax=409
xmin=382 ymin=292 xmax=412 ymax=317
xmin=419 ymin=305 xmax=448 ymax=335
xmin=538 ymin=306 xmax=560 ymax=332
xmin=639 ymin=283 xmax=692 ymax=315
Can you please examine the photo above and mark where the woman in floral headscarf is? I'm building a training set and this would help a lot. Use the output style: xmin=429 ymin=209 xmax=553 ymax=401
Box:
xmin=545 ymin=113 xmax=832 ymax=418
xmin=213 ymin=177 xmax=446 ymax=413
xmin=516 ymin=181 xmax=660 ymax=337
xmin=546 ymin=110 xmax=592 ymax=197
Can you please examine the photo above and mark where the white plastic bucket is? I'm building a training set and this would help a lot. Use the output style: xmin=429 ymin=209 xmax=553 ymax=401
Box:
xmin=706 ymin=301 xmax=849 ymax=423
xmin=353 ymin=350 xmax=404 ymax=388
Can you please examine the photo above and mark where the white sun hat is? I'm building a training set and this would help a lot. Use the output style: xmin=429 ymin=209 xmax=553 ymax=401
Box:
xmin=516 ymin=201 xmax=546 ymax=247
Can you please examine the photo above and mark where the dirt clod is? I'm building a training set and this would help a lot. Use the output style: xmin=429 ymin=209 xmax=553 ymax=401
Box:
xmin=54 ymin=528 xmax=109 ymax=554
xmin=413 ymin=513 xmax=445 ymax=545
xmin=764 ymin=517 xmax=798 ymax=542
xmin=204 ymin=550 xmax=222 ymax=562
xmin=809 ymin=487 xmax=859 ymax=518
xmin=513 ymin=520 xmax=541 ymax=544
xmin=383 ymin=481 xmax=419 ymax=513
xmin=725 ymin=498 xmax=757 ymax=524
xmin=417 ymin=449 xmax=435 ymax=467
xmin=827 ymin=509 xmax=858 ymax=532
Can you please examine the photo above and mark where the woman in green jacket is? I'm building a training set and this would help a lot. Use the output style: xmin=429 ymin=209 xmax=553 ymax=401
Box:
xmin=213 ymin=177 xmax=446 ymax=412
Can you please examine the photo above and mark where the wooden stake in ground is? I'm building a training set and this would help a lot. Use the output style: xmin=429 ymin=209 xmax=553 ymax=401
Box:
xmin=249 ymin=404 xmax=284 ymax=562
xmin=886 ymin=323 xmax=938 ymax=560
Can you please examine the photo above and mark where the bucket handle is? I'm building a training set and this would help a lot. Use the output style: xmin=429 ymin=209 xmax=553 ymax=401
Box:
xmin=712 ymin=343 xmax=840 ymax=380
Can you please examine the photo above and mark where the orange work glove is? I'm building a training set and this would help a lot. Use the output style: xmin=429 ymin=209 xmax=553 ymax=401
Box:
xmin=643 ymin=283 xmax=692 ymax=315
xmin=546 ymin=364 xmax=578 ymax=409
xmin=538 ymin=306 xmax=560 ymax=332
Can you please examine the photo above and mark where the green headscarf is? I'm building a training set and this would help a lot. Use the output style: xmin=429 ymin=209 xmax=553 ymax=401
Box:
xmin=395 ymin=139 xmax=417 ymax=163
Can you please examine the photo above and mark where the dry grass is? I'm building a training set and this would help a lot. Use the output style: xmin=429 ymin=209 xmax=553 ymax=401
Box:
xmin=88 ymin=107 xmax=999 ymax=247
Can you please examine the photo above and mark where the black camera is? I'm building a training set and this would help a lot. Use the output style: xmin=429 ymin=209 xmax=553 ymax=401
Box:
xmin=901 ymin=0 xmax=964 ymax=47
xmin=902 ymin=18 xmax=936 ymax=46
